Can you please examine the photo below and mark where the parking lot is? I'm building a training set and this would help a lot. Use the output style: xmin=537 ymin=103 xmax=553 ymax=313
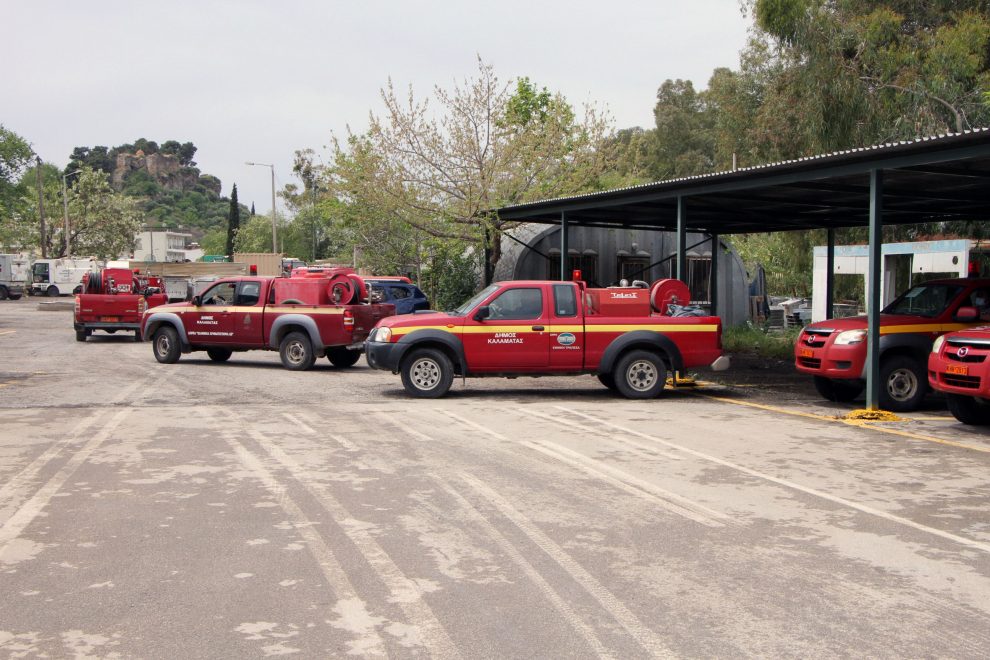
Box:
xmin=1 ymin=298 xmax=989 ymax=658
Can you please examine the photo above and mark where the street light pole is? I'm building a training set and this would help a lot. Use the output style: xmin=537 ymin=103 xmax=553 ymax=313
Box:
xmin=245 ymin=161 xmax=277 ymax=253
xmin=62 ymin=169 xmax=82 ymax=257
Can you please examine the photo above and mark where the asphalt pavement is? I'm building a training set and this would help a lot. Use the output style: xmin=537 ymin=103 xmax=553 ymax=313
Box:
xmin=1 ymin=298 xmax=989 ymax=658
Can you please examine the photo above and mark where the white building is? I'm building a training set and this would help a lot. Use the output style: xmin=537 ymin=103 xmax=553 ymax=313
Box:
xmin=133 ymin=230 xmax=192 ymax=262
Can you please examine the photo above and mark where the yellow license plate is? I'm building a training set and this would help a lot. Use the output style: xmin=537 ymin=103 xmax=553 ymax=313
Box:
xmin=947 ymin=364 xmax=969 ymax=376
xmin=798 ymin=348 xmax=814 ymax=358
xmin=101 ymin=316 xmax=120 ymax=322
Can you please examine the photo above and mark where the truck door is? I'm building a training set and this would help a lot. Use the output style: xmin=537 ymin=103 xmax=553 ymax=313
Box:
xmin=463 ymin=286 xmax=550 ymax=371
xmin=548 ymin=283 xmax=584 ymax=371
xmin=230 ymin=280 xmax=265 ymax=346
xmin=188 ymin=281 xmax=236 ymax=344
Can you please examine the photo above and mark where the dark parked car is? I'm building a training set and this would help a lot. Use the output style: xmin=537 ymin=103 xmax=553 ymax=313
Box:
xmin=366 ymin=279 xmax=430 ymax=315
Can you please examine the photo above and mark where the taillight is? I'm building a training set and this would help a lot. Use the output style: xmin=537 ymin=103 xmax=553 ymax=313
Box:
xmin=343 ymin=309 xmax=354 ymax=331
xmin=138 ymin=297 xmax=147 ymax=314
xmin=74 ymin=295 xmax=81 ymax=316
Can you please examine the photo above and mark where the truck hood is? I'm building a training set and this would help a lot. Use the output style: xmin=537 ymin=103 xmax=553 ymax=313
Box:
xmin=146 ymin=301 xmax=192 ymax=315
xmin=942 ymin=326 xmax=990 ymax=340
xmin=375 ymin=311 xmax=462 ymax=329
xmin=805 ymin=314 xmax=939 ymax=332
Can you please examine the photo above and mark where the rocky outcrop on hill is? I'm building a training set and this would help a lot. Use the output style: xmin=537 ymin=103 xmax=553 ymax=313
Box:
xmin=112 ymin=151 xmax=220 ymax=196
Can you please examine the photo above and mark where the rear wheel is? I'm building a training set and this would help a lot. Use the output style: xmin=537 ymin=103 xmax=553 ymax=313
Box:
xmin=152 ymin=326 xmax=181 ymax=364
xmin=133 ymin=330 xmax=143 ymax=342
xmin=207 ymin=348 xmax=232 ymax=363
xmin=400 ymin=348 xmax=453 ymax=398
xmin=75 ymin=329 xmax=89 ymax=342
xmin=946 ymin=394 xmax=990 ymax=425
xmin=813 ymin=376 xmax=863 ymax=403
xmin=279 ymin=331 xmax=316 ymax=371
xmin=46 ymin=286 xmax=59 ymax=297
xmin=0 ymin=286 xmax=8 ymax=300
xmin=326 ymin=347 xmax=361 ymax=368
xmin=879 ymin=355 xmax=927 ymax=412
xmin=613 ymin=350 xmax=667 ymax=399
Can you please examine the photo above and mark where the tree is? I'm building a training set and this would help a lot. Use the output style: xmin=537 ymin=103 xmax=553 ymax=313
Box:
xmin=68 ymin=168 xmax=143 ymax=260
xmin=326 ymin=59 xmax=611 ymax=278
xmin=226 ymin=184 xmax=240 ymax=257
xmin=0 ymin=125 xmax=33 ymax=221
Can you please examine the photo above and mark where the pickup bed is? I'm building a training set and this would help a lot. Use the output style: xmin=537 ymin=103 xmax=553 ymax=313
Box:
xmin=365 ymin=278 xmax=727 ymax=398
xmin=142 ymin=275 xmax=394 ymax=370
xmin=795 ymin=278 xmax=990 ymax=411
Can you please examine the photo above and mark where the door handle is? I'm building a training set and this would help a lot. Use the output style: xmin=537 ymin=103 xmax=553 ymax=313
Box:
xmin=532 ymin=325 xmax=545 ymax=331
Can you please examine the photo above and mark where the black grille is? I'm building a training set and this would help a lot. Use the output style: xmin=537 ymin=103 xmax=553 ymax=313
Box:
xmin=948 ymin=352 xmax=987 ymax=363
xmin=941 ymin=374 xmax=981 ymax=389
xmin=798 ymin=357 xmax=821 ymax=369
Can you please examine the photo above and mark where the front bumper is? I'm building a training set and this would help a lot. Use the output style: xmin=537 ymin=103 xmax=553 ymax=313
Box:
xmin=794 ymin=342 xmax=866 ymax=379
xmin=365 ymin=340 xmax=403 ymax=372
xmin=928 ymin=354 xmax=988 ymax=397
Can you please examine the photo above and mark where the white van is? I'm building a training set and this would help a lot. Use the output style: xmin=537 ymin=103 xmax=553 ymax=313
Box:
xmin=0 ymin=254 xmax=29 ymax=300
xmin=29 ymin=258 xmax=97 ymax=296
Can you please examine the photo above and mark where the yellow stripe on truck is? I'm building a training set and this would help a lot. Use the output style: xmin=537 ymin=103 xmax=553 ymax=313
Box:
xmin=880 ymin=323 xmax=975 ymax=335
xmin=389 ymin=323 xmax=719 ymax=337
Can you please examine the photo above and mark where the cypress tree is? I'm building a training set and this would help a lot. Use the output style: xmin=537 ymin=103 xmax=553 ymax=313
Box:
xmin=226 ymin=184 xmax=240 ymax=258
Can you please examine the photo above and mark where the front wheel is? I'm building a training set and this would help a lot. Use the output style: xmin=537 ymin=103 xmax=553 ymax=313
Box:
xmin=152 ymin=326 xmax=181 ymax=364
xmin=279 ymin=331 xmax=316 ymax=371
xmin=207 ymin=348 xmax=232 ymax=363
xmin=613 ymin=350 xmax=667 ymax=399
xmin=326 ymin=347 xmax=361 ymax=368
xmin=879 ymin=355 xmax=927 ymax=412
xmin=813 ymin=376 xmax=863 ymax=403
xmin=946 ymin=394 xmax=990 ymax=425
xmin=46 ymin=286 xmax=60 ymax=297
xmin=400 ymin=348 xmax=453 ymax=398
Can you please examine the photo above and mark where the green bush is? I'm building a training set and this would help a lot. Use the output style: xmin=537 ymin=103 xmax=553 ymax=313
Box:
xmin=722 ymin=324 xmax=801 ymax=359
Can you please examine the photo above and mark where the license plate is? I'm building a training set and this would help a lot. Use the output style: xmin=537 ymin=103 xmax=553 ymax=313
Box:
xmin=947 ymin=364 xmax=969 ymax=376
xmin=798 ymin=348 xmax=814 ymax=358
xmin=101 ymin=316 xmax=120 ymax=322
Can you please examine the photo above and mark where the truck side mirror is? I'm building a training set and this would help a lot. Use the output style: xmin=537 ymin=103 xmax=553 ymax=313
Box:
xmin=955 ymin=306 xmax=978 ymax=322
xmin=192 ymin=295 xmax=202 ymax=307
xmin=474 ymin=305 xmax=490 ymax=322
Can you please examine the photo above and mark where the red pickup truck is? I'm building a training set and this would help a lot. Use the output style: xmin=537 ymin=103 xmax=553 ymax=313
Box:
xmin=141 ymin=275 xmax=394 ymax=370
xmin=795 ymin=278 xmax=990 ymax=411
xmin=365 ymin=278 xmax=728 ymax=398
xmin=74 ymin=268 xmax=168 ymax=342
xmin=928 ymin=321 xmax=990 ymax=425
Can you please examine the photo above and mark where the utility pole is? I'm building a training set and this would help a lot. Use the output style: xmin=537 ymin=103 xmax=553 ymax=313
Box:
xmin=35 ymin=157 xmax=47 ymax=258
xmin=245 ymin=162 xmax=277 ymax=253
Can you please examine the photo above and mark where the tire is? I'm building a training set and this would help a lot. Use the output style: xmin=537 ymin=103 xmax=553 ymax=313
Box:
xmin=813 ymin=376 xmax=864 ymax=403
xmin=597 ymin=372 xmax=617 ymax=391
xmin=152 ymin=326 xmax=181 ymax=364
xmin=613 ymin=350 xmax=667 ymax=399
xmin=46 ymin=286 xmax=60 ymax=297
xmin=75 ymin=329 xmax=87 ymax=342
xmin=279 ymin=331 xmax=316 ymax=371
xmin=946 ymin=394 xmax=990 ymax=425
xmin=400 ymin=348 xmax=453 ymax=398
xmin=134 ymin=330 xmax=143 ymax=342
xmin=9 ymin=294 xmax=21 ymax=300
xmin=878 ymin=355 xmax=927 ymax=412
xmin=0 ymin=286 xmax=8 ymax=301
xmin=326 ymin=347 xmax=361 ymax=368
xmin=207 ymin=348 xmax=232 ymax=363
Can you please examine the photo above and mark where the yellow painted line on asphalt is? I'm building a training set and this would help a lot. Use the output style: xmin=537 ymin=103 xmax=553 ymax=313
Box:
xmin=695 ymin=392 xmax=990 ymax=455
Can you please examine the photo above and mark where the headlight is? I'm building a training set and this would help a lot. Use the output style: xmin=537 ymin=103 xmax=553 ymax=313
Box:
xmin=932 ymin=335 xmax=945 ymax=354
xmin=834 ymin=329 xmax=867 ymax=345
xmin=373 ymin=327 xmax=392 ymax=343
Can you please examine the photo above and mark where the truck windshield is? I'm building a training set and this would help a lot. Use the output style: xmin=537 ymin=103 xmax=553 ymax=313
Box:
xmin=882 ymin=283 xmax=963 ymax=318
xmin=449 ymin=284 xmax=499 ymax=316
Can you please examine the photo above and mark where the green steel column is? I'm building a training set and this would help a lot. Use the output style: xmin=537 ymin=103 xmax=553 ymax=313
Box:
xmin=560 ymin=211 xmax=568 ymax=281
xmin=709 ymin=233 xmax=719 ymax=316
xmin=826 ymin=228 xmax=835 ymax=319
xmin=866 ymin=170 xmax=884 ymax=410
xmin=676 ymin=197 xmax=687 ymax=281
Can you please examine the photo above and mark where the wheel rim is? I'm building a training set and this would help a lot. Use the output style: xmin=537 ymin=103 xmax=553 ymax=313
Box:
xmin=410 ymin=357 xmax=442 ymax=390
xmin=886 ymin=368 xmax=918 ymax=402
xmin=286 ymin=340 xmax=307 ymax=365
xmin=626 ymin=360 xmax=658 ymax=392
xmin=156 ymin=334 xmax=171 ymax=355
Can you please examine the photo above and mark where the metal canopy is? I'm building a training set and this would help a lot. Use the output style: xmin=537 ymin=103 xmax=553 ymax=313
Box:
xmin=495 ymin=129 xmax=990 ymax=233
xmin=493 ymin=128 xmax=990 ymax=411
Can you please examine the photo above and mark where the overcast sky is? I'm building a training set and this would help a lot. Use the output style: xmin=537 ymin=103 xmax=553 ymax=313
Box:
xmin=6 ymin=1 xmax=751 ymax=215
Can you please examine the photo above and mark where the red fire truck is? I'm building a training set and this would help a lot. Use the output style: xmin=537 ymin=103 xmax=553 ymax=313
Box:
xmin=74 ymin=268 xmax=168 ymax=342
xmin=928 ymin=321 xmax=990 ymax=425
xmin=365 ymin=277 xmax=728 ymax=398
xmin=141 ymin=272 xmax=394 ymax=370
